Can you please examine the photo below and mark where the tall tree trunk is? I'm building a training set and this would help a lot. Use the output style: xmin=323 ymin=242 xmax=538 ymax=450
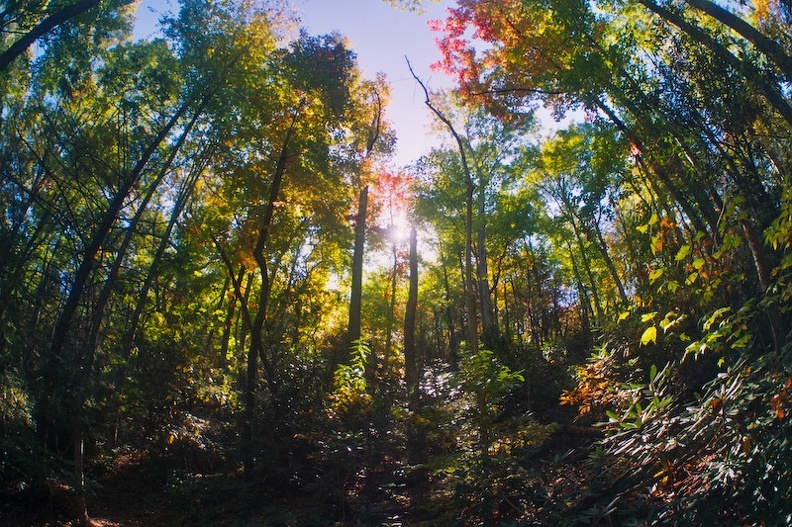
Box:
xmin=408 ymin=59 xmax=478 ymax=352
xmin=220 ymin=266 xmax=246 ymax=368
xmin=348 ymin=185 xmax=367 ymax=368
xmin=588 ymin=216 xmax=629 ymax=306
xmin=242 ymin=102 xmax=302 ymax=477
xmin=476 ymin=175 xmax=497 ymax=349
xmin=40 ymin=96 xmax=197 ymax=526
xmin=637 ymin=0 xmax=792 ymax=127
xmin=116 ymin=152 xmax=206 ymax=375
xmin=592 ymin=96 xmax=719 ymax=237
xmin=104 ymin=101 xmax=210 ymax=432
xmin=683 ymin=0 xmax=792 ymax=84
xmin=404 ymin=227 xmax=419 ymax=405
xmin=384 ymin=242 xmax=398 ymax=375
xmin=403 ymin=227 xmax=428 ymax=504
xmin=45 ymin=96 xmax=193 ymax=375
xmin=440 ymin=250 xmax=459 ymax=370
xmin=0 ymin=0 xmax=133 ymax=72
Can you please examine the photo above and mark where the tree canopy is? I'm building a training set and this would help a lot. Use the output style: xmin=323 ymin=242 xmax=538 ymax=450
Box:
xmin=1 ymin=0 xmax=791 ymax=525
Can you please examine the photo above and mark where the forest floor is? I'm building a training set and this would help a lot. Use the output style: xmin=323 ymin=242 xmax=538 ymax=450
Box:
xmin=79 ymin=427 xmax=599 ymax=525
xmin=10 ymin=411 xmax=610 ymax=526
xmin=80 ymin=446 xmax=425 ymax=527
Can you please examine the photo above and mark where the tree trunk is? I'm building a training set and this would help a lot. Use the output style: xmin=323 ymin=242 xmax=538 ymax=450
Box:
xmin=111 ymin=98 xmax=210 ymax=386
xmin=384 ymin=242 xmax=398 ymax=374
xmin=476 ymin=174 xmax=497 ymax=349
xmin=348 ymin=185 xmax=368 ymax=366
xmin=220 ymin=266 xmax=246 ymax=368
xmin=404 ymin=227 xmax=419 ymax=404
xmin=40 ymin=96 xmax=197 ymax=524
xmin=440 ymin=250 xmax=459 ymax=370
xmin=45 ymin=96 xmax=193 ymax=373
xmin=242 ymin=102 xmax=302 ymax=476
xmin=407 ymin=58 xmax=478 ymax=353
xmin=637 ymin=0 xmax=792 ymax=127
xmin=0 ymin=0 xmax=117 ymax=72
xmin=403 ymin=226 xmax=428 ymax=503
xmin=683 ymin=0 xmax=792 ymax=84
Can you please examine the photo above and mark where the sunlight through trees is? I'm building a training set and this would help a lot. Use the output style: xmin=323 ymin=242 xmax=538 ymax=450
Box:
xmin=1 ymin=0 xmax=791 ymax=525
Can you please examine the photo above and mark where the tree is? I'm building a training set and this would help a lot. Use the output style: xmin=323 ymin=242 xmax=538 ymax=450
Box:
xmin=0 ymin=0 xmax=134 ymax=73
xmin=409 ymin=59 xmax=479 ymax=353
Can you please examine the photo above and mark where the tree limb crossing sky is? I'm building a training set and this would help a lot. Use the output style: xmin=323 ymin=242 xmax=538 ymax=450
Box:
xmin=133 ymin=0 xmax=456 ymax=167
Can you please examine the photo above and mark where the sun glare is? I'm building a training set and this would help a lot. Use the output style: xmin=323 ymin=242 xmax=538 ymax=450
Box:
xmin=387 ymin=211 xmax=412 ymax=244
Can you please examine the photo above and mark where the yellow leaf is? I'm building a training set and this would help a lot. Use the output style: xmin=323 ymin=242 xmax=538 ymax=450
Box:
xmin=641 ymin=312 xmax=658 ymax=323
xmin=649 ymin=268 xmax=664 ymax=282
xmin=641 ymin=326 xmax=658 ymax=346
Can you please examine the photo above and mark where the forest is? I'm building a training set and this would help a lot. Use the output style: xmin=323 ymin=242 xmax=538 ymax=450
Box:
xmin=1 ymin=0 xmax=791 ymax=525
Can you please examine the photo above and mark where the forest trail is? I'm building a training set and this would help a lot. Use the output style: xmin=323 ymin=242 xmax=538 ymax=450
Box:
xmin=87 ymin=452 xmax=181 ymax=527
xmin=83 ymin=446 xmax=418 ymax=527
xmin=78 ymin=414 xmax=597 ymax=526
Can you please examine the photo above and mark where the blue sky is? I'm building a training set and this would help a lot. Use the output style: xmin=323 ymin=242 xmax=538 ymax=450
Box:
xmin=133 ymin=0 xmax=457 ymax=166
xmin=297 ymin=0 xmax=455 ymax=165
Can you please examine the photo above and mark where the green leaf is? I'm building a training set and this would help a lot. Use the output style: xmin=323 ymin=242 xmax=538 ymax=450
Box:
xmin=649 ymin=364 xmax=658 ymax=382
xmin=703 ymin=307 xmax=731 ymax=331
xmin=732 ymin=334 xmax=752 ymax=348
xmin=675 ymin=244 xmax=691 ymax=261
xmin=692 ymin=258 xmax=706 ymax=270
xmin=640 ymin=326 xmax=658 ymax=346
xmin=649 ymin=268 xmax=664 ymax=282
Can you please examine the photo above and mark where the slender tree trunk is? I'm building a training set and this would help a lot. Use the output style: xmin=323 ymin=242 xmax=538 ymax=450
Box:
xmin=213 ymin=238 xmax=258 ymax=478
xmin=46 ymin=97 xmax=193 ymax=372
xmin=403 ymin=227 xmax=428 ymax=503
xmin=40 ymin=96 xmax=198 ymax=525
xmin=117 ymin=157 xmax=205 ymax=367
xmin=589 ymin=216 xmax=628 ymax=306
xmin=220 ymin=266 xmax=245 ymax=368
xmin=384 ymin=242 xmax=398 ymax=374
xmin=408 ymin=58 xmax=478 ymax=352
xmin=236 ymin=272 xmax=254 ymax=355
xmin=683 ymin=0 xmax=792 ymax=84
xmin=568 ymin=250 xmax=592 ymax=336
xmin=109 ymin=99 xmax=210 ymax=386
xmin=440 ymin=250 xmax=459 ymax=370
xmin=404 ymin=228 xmax=419 ymax=405
xmin=0 ymin=0 xmax=134 ymax=72
xmin=592 ymin=97 xmax=719 ymax=237
xmin=242 ymin=102 xmax=302 ymax=476
xmin=476 ymin=176 xmax=497 ymax=349
xmin=637 ymin=0 xmax=792 ymax=127
xmin=348 ymin=185 xmax=367 ymax=368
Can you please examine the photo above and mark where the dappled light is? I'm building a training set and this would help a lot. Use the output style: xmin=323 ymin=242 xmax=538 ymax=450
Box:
xmin=1 ymin=0 xmax=791 ymax=526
